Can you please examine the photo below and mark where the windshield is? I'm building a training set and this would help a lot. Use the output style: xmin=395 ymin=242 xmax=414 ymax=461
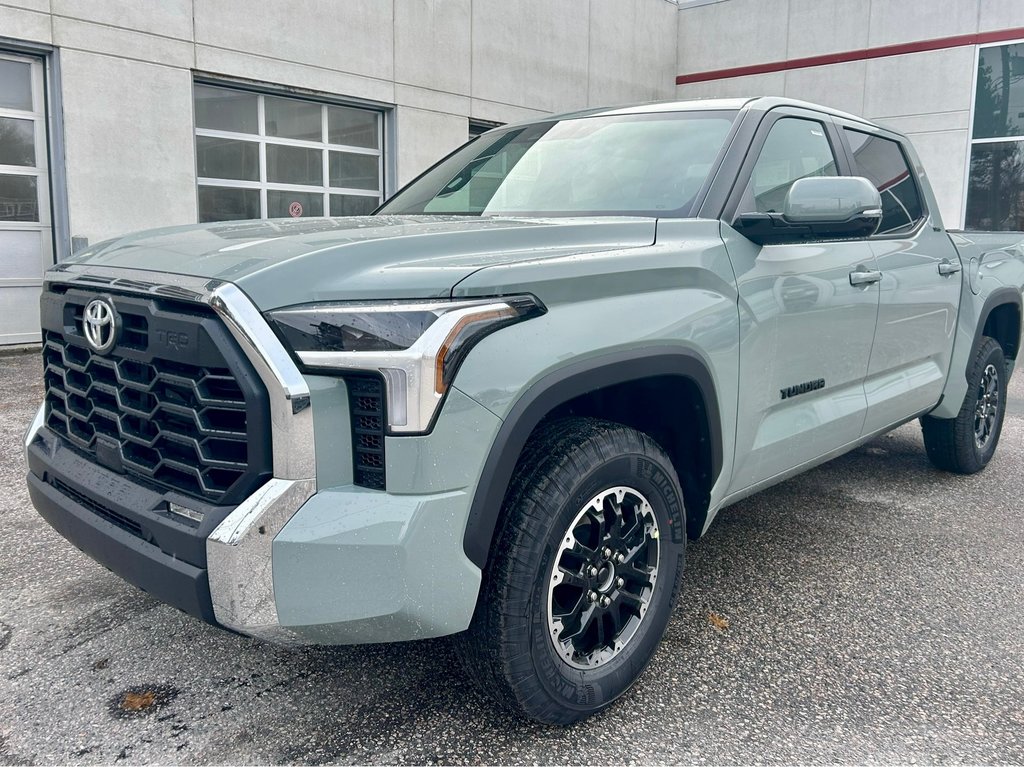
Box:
xmin=378 ymin=110 xmax=737 ymax=217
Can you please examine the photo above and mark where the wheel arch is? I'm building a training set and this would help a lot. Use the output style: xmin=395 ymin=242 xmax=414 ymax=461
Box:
xmin=462 ymin=346 xmax=723 ymax=570
xmin=974 ymin=288 xmax=1022 ymax=377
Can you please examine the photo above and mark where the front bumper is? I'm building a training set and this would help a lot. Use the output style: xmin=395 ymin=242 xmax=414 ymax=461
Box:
xmin=27 ymin=265 xmax=495 ymax=645
xmin=27 ymin=438 xmax=218 ymax=623
xmin=26 ymin=424 xmax=483 ymax=643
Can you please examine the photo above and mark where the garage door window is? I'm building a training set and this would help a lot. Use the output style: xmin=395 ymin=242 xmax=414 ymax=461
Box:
xmin=194 ymin=84 xmax=383 ymax=222
xmin=966 ymin=42 xmax=1024 ymax=230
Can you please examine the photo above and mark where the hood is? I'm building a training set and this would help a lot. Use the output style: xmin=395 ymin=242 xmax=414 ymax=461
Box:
xmin=65 ymin=215 xmax=656 ymax=309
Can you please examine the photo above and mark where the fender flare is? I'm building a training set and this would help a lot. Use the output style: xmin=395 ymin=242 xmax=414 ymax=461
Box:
xmin=970 ymin=287 xmax=1023 ymax=379
xmin=461 ymin=346 xmax=724 ymax=570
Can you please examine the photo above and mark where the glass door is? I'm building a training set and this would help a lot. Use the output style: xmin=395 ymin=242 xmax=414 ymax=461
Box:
xmin=0 ymin=52 xmax=51 ymax=345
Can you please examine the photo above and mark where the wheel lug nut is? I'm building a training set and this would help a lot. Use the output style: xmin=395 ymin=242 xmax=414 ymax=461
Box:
xmin=615 ymin=553 xmax=625 ymax=564
xmin=587 ymin=591 xmax=598 ymax=603
xmin=586 ymin=565 xmax=599 ymax=577
xmin=601 ymin=547 xmax=612 ymax=559
xmin=615 ymin=577 xmax=625 ymax=589
xmin=599 ymin=595 xmax=611 ymax=607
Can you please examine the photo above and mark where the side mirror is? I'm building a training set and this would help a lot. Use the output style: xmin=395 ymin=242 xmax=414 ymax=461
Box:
xmin=735 ymin=176 xmax=882 ymax=245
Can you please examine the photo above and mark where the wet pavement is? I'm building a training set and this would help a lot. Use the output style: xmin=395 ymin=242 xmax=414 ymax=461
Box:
xmin=1 ymin=349 xmax=1022 ymax=765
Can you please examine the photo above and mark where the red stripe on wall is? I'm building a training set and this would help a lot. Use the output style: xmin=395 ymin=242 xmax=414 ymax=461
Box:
xmin=676 ymin=26 xmax=1024 ymax=85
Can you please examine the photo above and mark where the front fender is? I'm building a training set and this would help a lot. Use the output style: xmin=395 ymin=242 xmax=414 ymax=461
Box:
xmin=457 ymin=345 xmax=726 ymax=569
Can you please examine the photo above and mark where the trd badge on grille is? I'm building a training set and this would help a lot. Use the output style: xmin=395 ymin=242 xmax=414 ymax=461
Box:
xmin=83 ymin=297 xmax=119 ymax=354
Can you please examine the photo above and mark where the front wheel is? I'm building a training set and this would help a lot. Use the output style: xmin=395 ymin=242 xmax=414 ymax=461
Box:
xmin=921 ymin=336 xmax=1007 ymax=474
xmin=456 ymin=418 xmax=687 ymax=724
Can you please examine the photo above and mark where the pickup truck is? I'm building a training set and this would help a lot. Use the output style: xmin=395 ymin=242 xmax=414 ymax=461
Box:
xmin=24 ymin=97 xmax=1023 ymax=724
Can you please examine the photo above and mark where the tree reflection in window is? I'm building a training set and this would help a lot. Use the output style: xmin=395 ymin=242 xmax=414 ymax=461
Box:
xmin=968 ymin=43 xmax=1024 ymax=231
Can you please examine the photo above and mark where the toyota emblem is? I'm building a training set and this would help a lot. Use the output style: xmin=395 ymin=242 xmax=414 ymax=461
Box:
xmin=83 ymin=298 xmax=119 ymax=354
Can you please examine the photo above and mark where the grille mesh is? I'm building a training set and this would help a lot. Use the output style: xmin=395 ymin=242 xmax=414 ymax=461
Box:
xmin=347 ymin=375 xmax=386 ymax=490
xmin=43 ymin=329 xmax=252 ymax=502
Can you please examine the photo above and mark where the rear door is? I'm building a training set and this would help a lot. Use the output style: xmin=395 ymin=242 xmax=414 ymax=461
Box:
xmin=720 ymin=108 xmax=881 ymax=492
xmin=835 ymin=124 xmax=961 ymax=432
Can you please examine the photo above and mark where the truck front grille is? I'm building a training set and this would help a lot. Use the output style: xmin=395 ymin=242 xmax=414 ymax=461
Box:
xmin=40 ymin=290 xmax=272 ymax=505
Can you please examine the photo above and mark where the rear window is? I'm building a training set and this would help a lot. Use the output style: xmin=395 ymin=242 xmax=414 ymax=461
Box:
xmin=844 ymin=129 xmax=924 ymax=235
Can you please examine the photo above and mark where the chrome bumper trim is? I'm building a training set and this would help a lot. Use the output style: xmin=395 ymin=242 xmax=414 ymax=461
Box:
xmin=44 ymin=264 xmax=317 ymax=643
xmin=23 ymin=402 xmax=45 ymax=467
xmin=206 ymin=477 xmax=316 ymax=642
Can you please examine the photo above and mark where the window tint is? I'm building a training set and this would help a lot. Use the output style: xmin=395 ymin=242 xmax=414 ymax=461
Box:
xmin=0 ymin=116 xmax=35 ymax=166
xmin=845 ymin=129 xmax=924 ymax=235
xmin=328 ymin=105 xmax=380 ymax=149
xmin=194 ymin=85 xmax=258 ymax=135
xmin=0 ymin=174 xmax=37 ymax=221
xmin=195 ymin=136 xmax=258 ymax=182
xmin=737 ymin=118 xmax=837 ymax=216
xmin=197 ymin=186 xmax=259 ymax=223
xmin=0 ymin=59 xmax=33 ymax=111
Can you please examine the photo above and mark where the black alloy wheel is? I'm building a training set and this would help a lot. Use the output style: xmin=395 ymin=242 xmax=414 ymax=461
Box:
xmin=973 ymin=362 xmax=1001 ymax=450
xmin=547 ymin=485 xmax=660 ymax=669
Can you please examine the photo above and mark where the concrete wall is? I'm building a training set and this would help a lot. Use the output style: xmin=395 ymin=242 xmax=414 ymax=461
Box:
xmin=676 ymin=0 xmax=1024 ymax=228
xmin=0 ymin=0 xmax=679 ymax=245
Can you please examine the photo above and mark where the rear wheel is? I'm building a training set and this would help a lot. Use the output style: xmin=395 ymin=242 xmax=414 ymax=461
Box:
xmin=921 ymin=336 xmax=1007 ymax=474
xmin=456 ymin=418 xmax=686 ymax=724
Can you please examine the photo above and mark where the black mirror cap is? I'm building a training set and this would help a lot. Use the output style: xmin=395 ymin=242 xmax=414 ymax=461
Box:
xmin=734 ymin=209 xmax=881 ymax=246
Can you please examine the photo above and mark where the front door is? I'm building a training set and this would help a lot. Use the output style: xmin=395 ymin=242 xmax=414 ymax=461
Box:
xmin=0 ymin=52 xmax=52 ymax=345
xmin=722 ymin=112 xmax=881 ymax=492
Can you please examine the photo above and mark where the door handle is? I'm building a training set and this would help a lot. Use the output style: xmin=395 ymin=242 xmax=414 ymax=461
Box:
xmin=938 ymin=259 xmax=962 ymax=276
xmin=849 ymin=269 xmax=882 ymax=287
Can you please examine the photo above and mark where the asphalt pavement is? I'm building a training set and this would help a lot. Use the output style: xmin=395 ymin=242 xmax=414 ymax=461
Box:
xmin=1 ymin=349 xmax=1022 ymax=765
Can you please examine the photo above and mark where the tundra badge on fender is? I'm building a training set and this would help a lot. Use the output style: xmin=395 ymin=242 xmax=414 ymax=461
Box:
xmin=780 ymin=378 xmax=826 ymax=400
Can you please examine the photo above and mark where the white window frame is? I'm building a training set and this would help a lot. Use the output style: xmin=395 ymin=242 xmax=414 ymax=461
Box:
xmin=962 ymin=35 xmax=1024 ymax=229
xmin=193 ymin=82 xmax=386 ymax=221
xmin=0 ymin=50 xmax=52 ymax=288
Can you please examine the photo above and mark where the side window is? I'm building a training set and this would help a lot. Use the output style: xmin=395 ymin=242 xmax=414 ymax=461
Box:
xmin=844 ymin=129 xmax=924 ymax=235
xmin=737 ymin=117 xmax=838 ymax=215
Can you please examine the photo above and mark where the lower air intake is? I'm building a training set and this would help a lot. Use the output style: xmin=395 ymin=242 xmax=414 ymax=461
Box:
xmin=346 ymin=374 xmax=386 ymax=490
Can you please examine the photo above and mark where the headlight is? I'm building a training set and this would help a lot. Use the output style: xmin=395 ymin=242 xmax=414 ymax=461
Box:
xmin=267 ymin=295 xmax=544 ymax=433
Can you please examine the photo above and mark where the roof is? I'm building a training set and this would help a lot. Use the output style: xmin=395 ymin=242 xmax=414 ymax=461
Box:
xmin=499 ymin=96 xmax=886 ymax=134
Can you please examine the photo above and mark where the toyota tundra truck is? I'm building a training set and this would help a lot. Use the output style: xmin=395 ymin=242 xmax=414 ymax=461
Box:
xmin=24 ymin=97 xmax=1024 ymax=724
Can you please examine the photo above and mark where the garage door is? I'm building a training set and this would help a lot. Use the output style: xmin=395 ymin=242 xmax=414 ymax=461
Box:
xmin=0 ymin=52 xmax=51 ymax=346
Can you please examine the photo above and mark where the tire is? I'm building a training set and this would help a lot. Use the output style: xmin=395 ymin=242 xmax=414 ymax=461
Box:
xmin=456 ymin=418 xmax=687 ymax=724
xmin=921 ymin=336 xmax=1007 ymax=474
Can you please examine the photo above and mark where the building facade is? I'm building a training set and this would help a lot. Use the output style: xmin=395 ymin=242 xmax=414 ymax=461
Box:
xmin=0 ymin=0 xmax=679 ymax=345
xmin=1 ymin=0 xmax=1023 ymax=346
